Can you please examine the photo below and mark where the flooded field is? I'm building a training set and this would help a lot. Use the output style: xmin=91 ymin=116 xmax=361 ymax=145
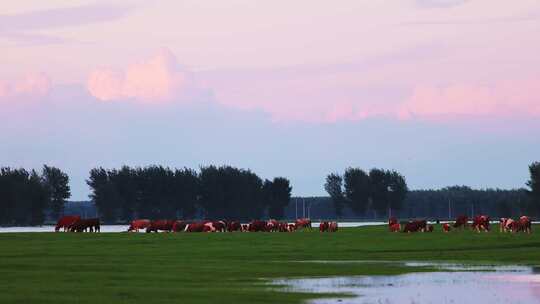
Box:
xmin=272 ymin=263 xmax=540 ymax=304
xmin=0 ymin=222 xmax=384 ymax=233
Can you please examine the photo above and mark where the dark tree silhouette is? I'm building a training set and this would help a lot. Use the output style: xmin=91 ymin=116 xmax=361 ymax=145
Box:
xmin=343 ymin=168 xmax=371 ymax=215
xmin=324 ymin=173 xmax=345 ymax=217
xmin=41 ymin=165 xmax=71 ymax=219
xmin=527 ymin=161 xmax=540 ymax=214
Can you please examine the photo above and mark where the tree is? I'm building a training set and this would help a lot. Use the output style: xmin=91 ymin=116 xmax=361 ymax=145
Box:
xmin=324 ymin=173 xmax=345 ymax=217
xmin=369 ymin=168 xmax=390 ymax=216
xmin=41 ymin=165 xmax=71 ymax=219
xmin=387 ymin=170 xmax=408 ymax=214
xmin=87 ymin=168 xmax=118 ymax=223
xmin=265 ymin=177 xmax=292 ymax=219
xmin=343 ymin=168 xmax=371 ymax=215
xmin=526 ymin=161 xmax=540 ymax=215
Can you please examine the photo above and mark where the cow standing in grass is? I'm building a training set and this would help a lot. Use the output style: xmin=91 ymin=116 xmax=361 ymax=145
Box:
xmin=472 ymin=215 xmax=490 ymax=232
xmin=442 ymin=223 xmax=451 ymax=233
xmin=55 ymin=215 xmax=81 ymax=232
xmin=127 ymin=219 xmax=151 ymax=232
xmin=69 ymin=218 xmax=100 ymax=233
xmin=453 ymin=215 xmax=469 ymax=230
xmin=295 ymin=218 xmax=312 ymax=230
xmin=403 ymin=220 xmax=427 ymax=233
xmin=146 ymin=220 xmax=174 ymax=233
xmin=388 ymin=217 xmax=400 ymax=232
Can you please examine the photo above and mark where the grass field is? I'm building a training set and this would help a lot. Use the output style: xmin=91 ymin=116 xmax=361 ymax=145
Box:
xmin=1 ymin=225 xmax=539 ymax=304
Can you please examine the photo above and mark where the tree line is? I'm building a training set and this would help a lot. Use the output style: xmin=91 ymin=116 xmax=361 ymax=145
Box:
xmin=87 ymin=165 xmax=292 ymax=223
xmin=0 ymin=166 xmax=70 ymax=225
xmin=324 ymin=168 xmax=408 ymax=218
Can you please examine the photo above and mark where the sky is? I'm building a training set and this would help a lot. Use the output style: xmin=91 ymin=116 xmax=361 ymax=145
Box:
xmin=1 ymin=0 xmax=539 ymax=200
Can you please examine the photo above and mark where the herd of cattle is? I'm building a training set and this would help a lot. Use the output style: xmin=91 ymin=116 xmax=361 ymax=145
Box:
xmin=55 ymin=216 xmax=338 ymax=233
xmin=390 ymin=215 xmax=533 ymax=234
xmin=54 ymin=215 xmax=532 ymax=234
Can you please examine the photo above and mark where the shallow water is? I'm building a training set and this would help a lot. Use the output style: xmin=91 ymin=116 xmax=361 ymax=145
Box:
xmin=0 ymin=222 xmax=384 ymax=233
xmin=272 ymin=264 xmax=540 ymax=304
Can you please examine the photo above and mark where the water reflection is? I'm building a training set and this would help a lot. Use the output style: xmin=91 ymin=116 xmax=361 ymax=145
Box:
xmin=272 ymin=264 xmax=540 ymax=303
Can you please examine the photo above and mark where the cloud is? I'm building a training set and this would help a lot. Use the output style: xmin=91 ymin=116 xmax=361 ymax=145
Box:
xmin=399 ymin=80 xmax=540 ymax=120
xmin=0 ymin=73 xmax=51 ymax=101
xmin=87 ymin=49 xmax=195 ymax=102
xmin=415 ymin=0 xmax=469 ymax=9
xmin=0 ymin=3 xmax=133 ymax=45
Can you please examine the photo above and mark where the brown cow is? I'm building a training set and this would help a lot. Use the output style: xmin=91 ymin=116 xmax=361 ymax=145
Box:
xmin=403 ymin=220 xmax=427 ymax=233
xmin=295 ymin=218 xmax=312 ymax=230
xmin=146 ymin=220 xmax=174 ymax=233
xmin=55 ymin=215 xmax=80 ymax=232
xmin=127 ymin=219 xmax=151 ymax=232
xmin=389 ymin=223 xmax=401 ymax=232
xmin=69 ymin=218 xmax=100 ymax=233
xmin=227 ymin=221 xmax=242 ymax=232
xmin=453 ymin=215 xmax=469 ymax=229
xmin=442 ymin=223 xmax=451 ymax=233
xmin=328 ymin=221 xmax=338 ymax=232
xmin=472 ymin=215 xmax=490 ymax=232
xmin=319 ymin=221 xmax=329 ymax=232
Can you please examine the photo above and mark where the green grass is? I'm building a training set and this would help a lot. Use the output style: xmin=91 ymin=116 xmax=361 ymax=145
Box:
xmin=1 ymin=225 xmax=539 ymax=304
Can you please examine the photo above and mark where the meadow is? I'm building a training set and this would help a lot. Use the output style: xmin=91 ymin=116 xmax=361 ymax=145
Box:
xmin=1 ymin=225 xmax=539 ymax=304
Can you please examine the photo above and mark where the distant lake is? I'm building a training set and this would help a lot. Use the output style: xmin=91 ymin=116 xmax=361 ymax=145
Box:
xmin=0 ymin=222 xmax=386 ymax=233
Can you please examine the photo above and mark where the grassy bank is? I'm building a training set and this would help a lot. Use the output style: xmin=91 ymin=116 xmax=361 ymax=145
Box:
xmin=1 ymin=225 xmax=539 ymax=304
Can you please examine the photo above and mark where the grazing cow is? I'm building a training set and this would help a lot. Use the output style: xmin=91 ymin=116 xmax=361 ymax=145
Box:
xmin=453 ymin=215 xmax=469 ymax=229
xmin=184 ymin=222 xmax=206 ymax=232
xmin=328 ymin=221 xmax=338 ymax=232
xmin=211 ymin=221 xmax=226 ymax=232
xmin=442 ymin=223 xmax=451 ymax=233
xmin=517 ymin=216 xmax=532 ymax=234
xmin=388 ymin=217 xmax=398 ymax=226
xmin=227 ymin=221 xmax=242 ymax=232
xmin=241 ymin=224 xmax=249 ymax=232
xmin=499 ymin=218 xmax=510 ymax=232
xmin=403 ymin=220 xmax=427 ymax=233
xmin=248 ymin=220 xmax=268 ymax=232
xmin=319 ymin=221 xmax=329 ymax=232
xmin=172 ymin=220 xmax=188 ymax=232
xmin=146 ymin=220 xmax=174 ymax=233
xmin=295 ymin=218 xmax=312 ymax=230
xmin=55 ymin=215 xmax=81 ymax=232
xmin=426 ymin=225 xmax=434 ymax=232
xmin=472 ymin=215 xmax=490 ymax=232
xmin=287 ymin=224 xmax=296 ymax=232
xmin=267 ymin=219 xmax=280 ymax=232
xmin=389 ymin=223 xmax=401 ymax=232
xmin=69 ymin=218 xmax=100 ymax=233
xmin=127 ymin=219 xmax=151 ymax=232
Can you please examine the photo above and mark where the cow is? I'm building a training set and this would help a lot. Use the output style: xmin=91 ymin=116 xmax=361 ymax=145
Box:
xmin=227 ymin=221 xmax=242 ymax=232
xmin=389 ymin=223 xmax=401 ymax=232
xmin=426 ymin=224 xmax=434 ymax=232
xmin=453 ymin=215 xmax=469 ymax=229
xmin=127 ymin=219 xmax=151 ymax=232
xmin=472 ymin=215 xmax=490 ymax=232
xmin=184 ymin=222 xmax=206 ymax=232
xmin=319 ymin=221 xmax=329 ymax=232
xmin=211 ymin=221 xmax=226 ymax=232
xmin=388 ymin=217 xmax=398 ymax=226
xmin=287 ymin=224 xmax=296 ymax=232
xmin=328 ymin=221 xmax=338 ymax=232
xmin=172 ymin=220 xmax=188 ymax=232
xmin=69 ymin=218 xmax=100 ymax=233
xmin=442 ymin=223 xmax=451 ymax=233
xmin=517 ymin=216 xmax=532 ymax=234
xmin=241 ymin=224 xmax=249 ymax=232
xmin=248 ymin=220 xmax=268 ymax=232
xmin=55 ymin=215 xmax=81 ymax=232
xmin=295 ymin=218 xmax=312 ymax=230
xmin=403 ymin=220 xmax=427 ymax=233
xmin=499 ymin=218 xmax=510 ymax=232
xmin=267 ymin=219 xmax=280 ymax=232
xmin=146 ymin=220 xmax=174 ymax=233
xmin=277 ymin=222 xmax=291 ymax=232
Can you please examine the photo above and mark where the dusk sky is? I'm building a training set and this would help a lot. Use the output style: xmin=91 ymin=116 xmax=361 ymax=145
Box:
xmin=1 ymin=0 xmax=539 ymax=200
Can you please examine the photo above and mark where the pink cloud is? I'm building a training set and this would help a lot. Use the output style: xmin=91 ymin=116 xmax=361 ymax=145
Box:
xmin=0 ymin=72 xmax=51 ymax=101
xmin=87 ymin=49 xmax=193 ymax=102
xmin=399 ymin=79 xmax=540 ymax=120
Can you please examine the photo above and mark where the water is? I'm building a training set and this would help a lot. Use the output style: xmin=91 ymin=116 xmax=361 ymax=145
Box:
xmin=0 ymin=222 xmax=384 ymax=233
xmin=272 ymin=263 xmax=540 ymax=304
